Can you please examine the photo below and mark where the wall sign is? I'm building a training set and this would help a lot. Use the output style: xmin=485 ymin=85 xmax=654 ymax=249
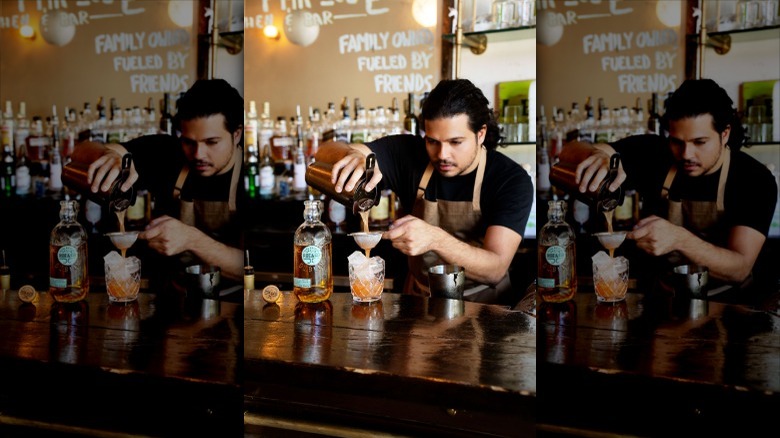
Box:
xmin=245 ymin=0 xmax=441 ymax=120
xmin=537 ymin=0 xmax=684 ymax=115
xmin=0 ymin=0 xmax=197 ymax=119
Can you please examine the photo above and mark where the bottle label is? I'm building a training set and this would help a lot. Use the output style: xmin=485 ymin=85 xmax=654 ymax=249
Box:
xmin=545 ymin=245 xmax=565 ymax=266
xmin=294 ymin=277 xmax=312 ymax=288
xmin=538 ymin=278 xmax=556 ymax=288
xmin=50 ymin=277 xmax=67 ymax=288
xmin=57 ymin=245 xmax=78 ymax=266
xmin=301 ymin=245 xmax=322 ymax=266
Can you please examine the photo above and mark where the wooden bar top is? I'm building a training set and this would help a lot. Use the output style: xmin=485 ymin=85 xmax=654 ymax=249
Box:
xmin=0 ymin=289 xmax=243 ymax=437
xmin=244 ymin=290 xmax=535 ymax=437
xmin=537 ymin=288 xmax=780 ymax=437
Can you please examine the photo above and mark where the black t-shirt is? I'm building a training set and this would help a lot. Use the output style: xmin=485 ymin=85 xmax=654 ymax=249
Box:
xmin=366 ymin=134 xmax=533 ymax=237
xmin=611 ymin=134 xmax=777 ymax=238
xmin=122 ymin=134 xmax=245 ymax=243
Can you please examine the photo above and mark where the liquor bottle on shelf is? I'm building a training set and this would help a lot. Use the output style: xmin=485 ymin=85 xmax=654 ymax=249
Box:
xmin=647 ymin=93 xmax=661 ymax=136
xmin=369 ymin=188 xmax=392 ymax=228
xmin=91 ymin=99 xmax=109 ymax=143
xmin=159 ymin=93 xmax=174 ymax=136
xmin=335 ymin=96 xmax=352 ymax=143
xmin=126 ymin=189 xmax=150 ymax=230
xmin=14 ymin=102 xmax=30 ymax=159
xmin=259 ymin=101 xmax=274 ymax=154
xmin=403 ymin=92 xmax=419 ymax=136
xmin=49 ymin=199 xmax=89 ymax=303
xmin=1 ymin=144 xmax=15 ymax=197
xmin=245 ymin=100 xmax=259 ymax=162
xmin=306 ymin=107 xmax=322 ymax=158
xmin=107 ymin=99 xmax=124 ymax=144
xmin=244 ymin=141 xmax=260 ymax=199
xmin=14 ymin=145 xmax=31 ymax=197
xmin=48 ymin=128 xmax=64 ymax=193
xmin=538 ymin=200 xmax=577 ymax=304
xmin=293 ymin=199 xmax=333 ymax=303
xmin=388 ymin=97 xmax=403 ymax=135
xmin=351 ymin=100 xmax=368 ymax=144
xmin=293 ymin=106 xmax=308 ymax=194
xmin=1 ymin=101 xmax=14 ymax=158
xmin=270 ymin=116 xmax=292 ymax=164
xmin=259 ymin=144 xmax=275 ymax=199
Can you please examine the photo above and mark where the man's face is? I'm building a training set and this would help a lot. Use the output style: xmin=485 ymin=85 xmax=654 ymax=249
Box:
xmin=423 ymin=114 xmax=485 ymax=177
xmin=668 ymin=114 xmax=730 ymax=177
xmin=179 ymin=114 xmax=241 ymax=177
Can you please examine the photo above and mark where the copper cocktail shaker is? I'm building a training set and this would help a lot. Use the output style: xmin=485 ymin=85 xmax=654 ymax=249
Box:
xmin=305 ymin=144 xmax=378 ymax=215
xmin=62 ymin=142 xmax=136 ymax=212
xmin=550 ymin=150 xmax=624 ymax=212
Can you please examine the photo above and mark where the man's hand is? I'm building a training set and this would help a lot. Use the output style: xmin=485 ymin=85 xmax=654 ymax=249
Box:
xmin=627 ymin=215 xmax=683 ymax=256
xmin=331 ymin=149 xmax=383 ymax=193
xmin=575 ymin=147 xmax=626 ymax=194
xmin=382 ymin=215 xmax=441 ymax=256
xmin=86 ymin=145 xmax=138 ymax=193
xmin=139 ymin=215 xmax=198 ymax=256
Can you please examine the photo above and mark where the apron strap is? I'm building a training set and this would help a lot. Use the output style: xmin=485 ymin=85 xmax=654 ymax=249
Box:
xmin=472 ymin=146 xmax=487 ymax=212
xmin=173 ymin=166 xmax=189 ymax=201
xmin=417 ymin=163 xmax=435 ymax=200
xmin=228 ymin=147 xmax=242 ymax=212
xmin=661 ymin=166 xmax=677 ymax=200
xmin=716 ymin=148 xmax=730 ymax=213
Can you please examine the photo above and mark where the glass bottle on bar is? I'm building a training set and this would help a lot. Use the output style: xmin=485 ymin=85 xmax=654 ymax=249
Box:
xmin=538 ymin=200 xmax=577 ymax=303
xmin=293 ymin=199 xmax=333 ymax=303
xmin=50 ymin=199 xmax=89 ymax=303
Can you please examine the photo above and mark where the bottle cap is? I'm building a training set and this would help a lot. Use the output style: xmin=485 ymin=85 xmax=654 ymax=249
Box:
xmin=18 ymin=284 xmax=39 ymax=304
xmin=262 ymin=285 xmax=281 ymax=303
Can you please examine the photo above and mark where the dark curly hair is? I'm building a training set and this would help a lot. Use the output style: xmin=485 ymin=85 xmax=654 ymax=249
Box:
xmin=420 ymin=79 xmax=501 ymax=150
xmin=174 ymin=79 xmax=244 ymax=135
xmin=661 ymin=78 xmax=746 ymax=151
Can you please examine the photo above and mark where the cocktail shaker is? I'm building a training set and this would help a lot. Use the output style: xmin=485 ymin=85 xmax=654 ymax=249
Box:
xmin=550 ymin=150 xmax=624 ymax=212
xmin=305 ymin=146 xmax=378 ymax=215
xmin=62 ymin=142 xmax=136 ymax=212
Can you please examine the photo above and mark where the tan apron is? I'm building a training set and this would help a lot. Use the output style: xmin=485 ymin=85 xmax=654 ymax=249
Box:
xmin=660 ymin=149 xmax=745 ymax=289
xmin=406 ymin=146 xmax=512 ymax=303
xmin=172 ymin=147 xmax=242 ymax=266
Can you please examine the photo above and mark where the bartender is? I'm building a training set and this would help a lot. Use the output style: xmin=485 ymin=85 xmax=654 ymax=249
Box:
xmin=325 ymin=78 xmax=534 ymax=303
xmin=83 ymin=79 xmax=245 ymax=283
xmin=563 ymin=79 xmax=777 ymax=293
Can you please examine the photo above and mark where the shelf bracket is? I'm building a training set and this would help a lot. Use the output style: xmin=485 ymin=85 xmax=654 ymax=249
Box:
xmin=706 ymin=34 xmax=732 ymax=55
xmin=461 ymin=34 xmax=488 ymax=55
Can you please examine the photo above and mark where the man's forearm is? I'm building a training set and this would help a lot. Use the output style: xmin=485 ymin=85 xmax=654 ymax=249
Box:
xmin=187 ymin=231 xmax=244 ymax=281
xmin=675 ymin=230 xmax=754 ymax=283
xmin=430 ymin=229 xmax=512 ymax=286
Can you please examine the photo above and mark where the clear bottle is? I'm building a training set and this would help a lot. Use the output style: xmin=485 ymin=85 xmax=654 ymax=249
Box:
xmin=49 ymin=199 xmax=89 ymax=303
xmin=293 ymin=117 xmax=308 ymax=194
xmin=259 ymin=144 xmax=275 ymax=199
xmin=403 ymin=92 xmax=419 ymax=136
xmin=293 ymin=199 xmax=333 ymax=303
xmin=538 ymin=200 xmax=577 ymax=303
